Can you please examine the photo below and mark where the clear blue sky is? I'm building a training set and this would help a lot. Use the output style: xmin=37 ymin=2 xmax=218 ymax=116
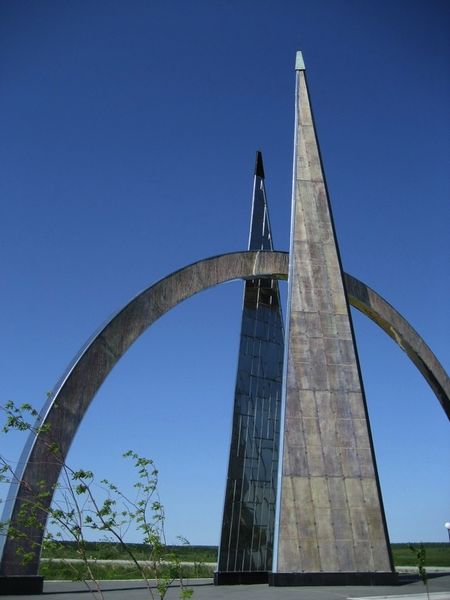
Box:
xmin=1 ymin=1 xmax=449 ymax=546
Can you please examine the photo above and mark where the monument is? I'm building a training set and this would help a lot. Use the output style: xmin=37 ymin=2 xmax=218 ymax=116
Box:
xmin=1 ymin=52 xmax=449 ymax=594
xmin=216 ymin=152 xmax=284 ymax=584
xmin=269 ymin=51 xmax=395 ymax=585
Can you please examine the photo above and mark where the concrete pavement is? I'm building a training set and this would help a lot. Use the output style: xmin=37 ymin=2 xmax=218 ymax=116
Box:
xmin=1 ymin=574 xmax=449 ymax=600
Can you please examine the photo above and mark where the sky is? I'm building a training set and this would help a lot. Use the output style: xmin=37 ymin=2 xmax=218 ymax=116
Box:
xmin=0 ymin=0 xmax=449 ymax=547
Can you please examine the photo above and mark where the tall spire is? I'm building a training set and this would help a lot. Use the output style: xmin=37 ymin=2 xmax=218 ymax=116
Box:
xmin=216 ymin=153 xmax=284 ymax=584
xmin=248 ymin=151 xmax=272 ymax=251
xmin=269 ymin=53 xmax=396 ymax=586
xmin=254 ymin=150 xmax=265 ymax=179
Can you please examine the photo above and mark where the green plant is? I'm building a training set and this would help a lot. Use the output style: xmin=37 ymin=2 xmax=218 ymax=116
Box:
xmin=409 ymin=542 xmax=430 ymax=600
xmin=1 ymin=401 xmax=193 ymax=600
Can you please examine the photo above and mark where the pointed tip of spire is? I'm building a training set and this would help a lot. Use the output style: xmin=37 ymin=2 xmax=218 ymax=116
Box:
xmin=254 ymin=151 xmax=265 ymax=179
xmin=295 ymin=51 xmax=305 ymax=71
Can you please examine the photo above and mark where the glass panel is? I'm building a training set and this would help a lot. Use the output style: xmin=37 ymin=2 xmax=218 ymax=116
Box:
xmin=218 ymin=272 xmax=284 ymax=573
xmin=217 ymin=165 xmax=285 ymax=574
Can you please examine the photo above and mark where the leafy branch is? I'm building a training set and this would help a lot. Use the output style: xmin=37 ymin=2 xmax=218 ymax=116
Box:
xmin=1 ymin=401 xmax=193 ymax=600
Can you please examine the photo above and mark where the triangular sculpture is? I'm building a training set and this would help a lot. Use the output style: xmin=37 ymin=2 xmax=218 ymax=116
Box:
xmin=216 ymin=53 xmax=397 ymax=587
xmin=215 ymin=152 xmax=285 ymax=584
xmin=269 ymin=52 xmax=396 ymax=586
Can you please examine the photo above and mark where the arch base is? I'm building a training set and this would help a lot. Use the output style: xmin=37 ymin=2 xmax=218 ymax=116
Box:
xmin=0 ymin=576 xmax=43 ymax=596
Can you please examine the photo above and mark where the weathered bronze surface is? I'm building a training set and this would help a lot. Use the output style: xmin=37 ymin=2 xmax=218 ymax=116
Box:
xmin=271 ymin=60 xmax=393 ymax=583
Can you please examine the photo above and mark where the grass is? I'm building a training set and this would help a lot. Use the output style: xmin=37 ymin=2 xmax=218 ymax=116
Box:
xmin=40 ymin=541 xmax=217 ymax=580
xmin=40 ymin=561 xmax=215 ymax=581
xmin=39 ymin=541 xmax=450 ymax=580
xmin=391 ymin=543 xmax=450 ymax=567
xmin=41 ymin=541 xmax=217 ymax=563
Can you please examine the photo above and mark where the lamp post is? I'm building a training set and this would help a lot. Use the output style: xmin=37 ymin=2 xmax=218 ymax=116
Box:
xmin=445 ymin=522 xmax=450 ymax=542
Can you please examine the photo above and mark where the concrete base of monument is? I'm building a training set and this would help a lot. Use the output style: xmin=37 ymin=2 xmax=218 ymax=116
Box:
xmin=0 ymin=575 xmax=44 ymax=595
xmin=214 ymin=571 xmax=268 ymax=585
xmin=268 ymin=571 xmax=399 ymax=586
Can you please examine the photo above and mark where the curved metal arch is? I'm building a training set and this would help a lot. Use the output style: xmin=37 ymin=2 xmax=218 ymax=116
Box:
xmin=1 ymin=250 xmax=448 ymax=576
xmin=344 ymin=273 xmax=450 ymax=420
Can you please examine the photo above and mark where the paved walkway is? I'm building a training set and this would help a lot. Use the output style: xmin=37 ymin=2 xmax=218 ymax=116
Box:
xmin=2 ymin=574 xmax=450 ymax=600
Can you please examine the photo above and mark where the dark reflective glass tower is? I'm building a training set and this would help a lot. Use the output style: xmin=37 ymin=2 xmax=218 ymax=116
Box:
xmin=215 ymin=153 xmax=285 ymax=585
